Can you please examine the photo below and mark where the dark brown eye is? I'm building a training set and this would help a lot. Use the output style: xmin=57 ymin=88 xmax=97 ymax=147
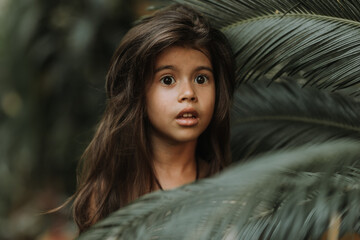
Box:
xmin=195 ymin=75 xmax=208 ymax=84
xmin=160 ymin=76 xmax=175 ymax=85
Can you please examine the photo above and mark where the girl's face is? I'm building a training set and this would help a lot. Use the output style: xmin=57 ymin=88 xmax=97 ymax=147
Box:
xmin=146 ymin=46 xmax=215 ymax=145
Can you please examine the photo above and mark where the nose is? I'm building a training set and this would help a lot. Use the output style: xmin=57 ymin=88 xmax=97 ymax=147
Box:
xmin=178 ymin=80 xmax=197 ymax=103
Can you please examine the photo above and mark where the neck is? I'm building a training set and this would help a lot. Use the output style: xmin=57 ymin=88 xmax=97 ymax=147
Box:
xmin=151 ymin=135 xmax=198 ymax=190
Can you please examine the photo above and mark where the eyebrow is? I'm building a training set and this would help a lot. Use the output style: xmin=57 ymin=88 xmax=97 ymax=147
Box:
xmin=154 ymin=65 xmax=213 ymax=73
xmin=154 ymin=65 xmax=175 ymax=73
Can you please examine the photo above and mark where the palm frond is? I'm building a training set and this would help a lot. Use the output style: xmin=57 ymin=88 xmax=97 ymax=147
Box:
xmin=225 ymin=15 xmax=360 ymax=95
xmin=175 ymin=0 xmax=360 ymax=97
xmin=175 ymin=0 xmax=360 ymax=28
xmin=78 ymin=140 xmax=360 ymax=240
xmin=231 ymin=81 xmax=360 ymax=161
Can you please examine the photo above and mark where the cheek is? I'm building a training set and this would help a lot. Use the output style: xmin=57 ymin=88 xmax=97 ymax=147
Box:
xmin=197 ymin=86 xmax=216 ymax=123
xmin=204 ymin=86 xmax=216 ymax=113
xmin=146 ymin=89 xmax=174 ymax=120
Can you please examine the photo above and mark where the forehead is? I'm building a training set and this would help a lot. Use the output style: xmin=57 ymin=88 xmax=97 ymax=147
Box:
xmin=154 ymin=46 xmax=212 ymax=68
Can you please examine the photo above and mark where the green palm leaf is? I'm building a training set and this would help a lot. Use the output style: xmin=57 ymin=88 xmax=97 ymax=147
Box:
xmin=225 ymin=16 xmax=360 ymax=94
xmin=231 ymin=81 xmax=360 ymax=160
xmin=175 ymin=0 xmax=360 ymax=27
xmin=176 ymin=0 xmax=360 ymax=97
xmin=78 ymin=140 xmax=360 ymax=239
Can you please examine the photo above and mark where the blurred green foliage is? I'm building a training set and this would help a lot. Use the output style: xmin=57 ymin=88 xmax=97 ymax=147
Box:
xmin=0 ymin=0 xmax=169 ymax=238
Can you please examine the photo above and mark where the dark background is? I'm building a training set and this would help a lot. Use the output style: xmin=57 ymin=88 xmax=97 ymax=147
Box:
xmin=0 ymin=0 xmax=168 ymax=239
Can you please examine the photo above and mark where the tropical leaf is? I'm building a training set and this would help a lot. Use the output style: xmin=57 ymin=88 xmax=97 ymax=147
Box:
xmin=230 ymin=81 xmax=360 ymax=161
xmin=77 ymin=140 xmax=360 ymax=240
xmin=225 ymin=15 xmax=360 ymax=95
xmin=175 ymin=0 xmax=360 ymax=28
xmin=176 ymin=0 xmax=360 ymax=97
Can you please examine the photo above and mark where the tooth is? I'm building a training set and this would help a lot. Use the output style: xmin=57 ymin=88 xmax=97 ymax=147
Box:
xmin=181 ymin=113 xmax=195 ymax=118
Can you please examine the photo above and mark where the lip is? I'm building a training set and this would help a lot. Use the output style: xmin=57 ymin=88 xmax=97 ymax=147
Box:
xmin=176 ymin=108 xmax=199 ymax=127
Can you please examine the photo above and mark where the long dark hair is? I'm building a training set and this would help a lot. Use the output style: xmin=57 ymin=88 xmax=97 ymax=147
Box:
xmin=73 ymin=3 xmax=235 ymax=233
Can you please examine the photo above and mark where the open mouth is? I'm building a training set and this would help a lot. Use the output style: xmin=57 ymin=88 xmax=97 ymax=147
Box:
xmin=176 ymin=109 xmax=199 ymax=126
xmin=176 ymin=110 xmax=199 ymax=119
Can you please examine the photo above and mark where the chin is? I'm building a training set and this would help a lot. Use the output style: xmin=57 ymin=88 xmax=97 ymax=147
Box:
xmin=172 ymin=133 xmax=201 ymax=143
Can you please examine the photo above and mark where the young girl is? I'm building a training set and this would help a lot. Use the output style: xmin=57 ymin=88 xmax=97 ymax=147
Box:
xmin=72 ymin=3 xmax=235 ymax=233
